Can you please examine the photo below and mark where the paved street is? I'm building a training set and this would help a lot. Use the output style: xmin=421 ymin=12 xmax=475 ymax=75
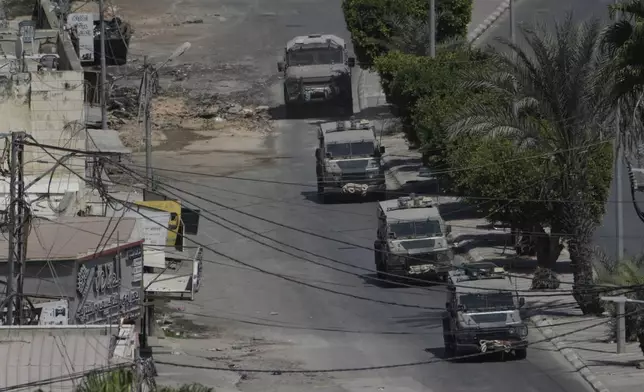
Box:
xmin=127 ymin=0 xmax=606 ymax=390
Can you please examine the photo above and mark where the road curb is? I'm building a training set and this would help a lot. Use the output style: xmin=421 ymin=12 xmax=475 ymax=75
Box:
xmin=467 ymin=0 xmax=511 ymax=44
xmin=530 ymin=316 xmax=610 ymax=392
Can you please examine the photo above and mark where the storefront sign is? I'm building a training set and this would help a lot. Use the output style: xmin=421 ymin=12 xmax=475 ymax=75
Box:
xmin=67 ymin=13 xmax=95 ymax=62
xmin=75 ymin=247 xmax=142 ymax=324
xmin=129 ymin=247 xmax=143 ymax=283
xmin=76 ymin=290 xmax=141 ymax=324
xmin=76 ymin=259 xmax=120 ymax=298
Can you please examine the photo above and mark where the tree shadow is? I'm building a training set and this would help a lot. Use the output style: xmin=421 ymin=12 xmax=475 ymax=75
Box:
xmin=360 ymin=272 xmax=442 ymax=289
xmin=438 ymin=201 xmax=488 ymax=220
xmin=267 ymin=102 xmax=352 ymax=120
xmin=300 ymin=190 xmax=382 ymax=205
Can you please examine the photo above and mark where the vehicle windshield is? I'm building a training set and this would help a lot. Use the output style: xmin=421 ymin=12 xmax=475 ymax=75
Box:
xmin=459 ymin=292 xmax=515 ymax=311
xmin=288 ymin=48 xmax=344 ymax=66
xmin=388 ymin=220 xmax=442 ymax=239
xmin=326 ymin=141 xmax=374 ymax=158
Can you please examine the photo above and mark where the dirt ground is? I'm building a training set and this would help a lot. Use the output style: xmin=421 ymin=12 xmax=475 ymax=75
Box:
xmin=68 ymin=0 xmax=276 ymax=177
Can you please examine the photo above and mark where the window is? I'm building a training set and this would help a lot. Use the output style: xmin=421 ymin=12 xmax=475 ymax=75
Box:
xmin=459 ymin=292 xmax=515 ymax=311
xmin=326 ymin=141 xmax=375 ymax=158
xmin=388 ymin=220 xmax=442 ymax=239
xmin=288 ymin=48 xmax=344 ymax=66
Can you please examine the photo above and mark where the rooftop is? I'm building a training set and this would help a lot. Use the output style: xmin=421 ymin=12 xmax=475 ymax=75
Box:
xmin=0 ymin=216 xmax=141 ymax=262
xmin=378 ymin=197 xmax=441 ymax=222
xmin=320 ymin=121 xmax=375 ymax=144
xmin=0 ymin=325 xmax=130 ymax=391
xmin=286 ymin=34 xmax=345 ymax=50
xmin=449 ymin=262 xmax=517 ymax=293
xmin=0 ymin=26 xmax=62 ymax=72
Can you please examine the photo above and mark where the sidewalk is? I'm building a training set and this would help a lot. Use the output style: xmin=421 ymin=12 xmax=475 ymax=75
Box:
xmin=466 ymin=238 xmax=644 ymax=392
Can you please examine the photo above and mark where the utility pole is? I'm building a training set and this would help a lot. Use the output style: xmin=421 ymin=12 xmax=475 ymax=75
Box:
xmin=429 ymin=0 xmax=436 ymax=58
xmin=616 ymin=107 xmax=624 ymax=261
xmin=139 ymin=43 xmax=191 ymax=190
xmin=6 ymin=132 xmax=27 ymax=325
xmin=614 ymin=3 xmax=624 ymax=262
xmin=509 ymin=0 xmax=515 ymax=44
xmin=99 ymin=0 xmax=108 ymax=130
xmin=142 ymin=56 xmax=154 ymax=189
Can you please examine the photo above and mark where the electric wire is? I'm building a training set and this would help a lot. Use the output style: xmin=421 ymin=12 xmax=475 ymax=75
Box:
xmin=108 ymin=160 xmax=635 ymax=292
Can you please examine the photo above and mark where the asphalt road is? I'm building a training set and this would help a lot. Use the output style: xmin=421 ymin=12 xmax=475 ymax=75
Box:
xmin=147 ymin=0 xmax=599 ymax=391
xmin=481 ymin=0 xmax=644 ymax=260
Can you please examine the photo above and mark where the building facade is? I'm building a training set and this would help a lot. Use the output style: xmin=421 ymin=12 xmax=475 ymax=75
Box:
xmin=0 ymin=217 xmax=145 ymax=326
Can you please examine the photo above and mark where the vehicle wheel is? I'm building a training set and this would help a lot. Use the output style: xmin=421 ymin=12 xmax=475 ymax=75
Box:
xmin=514 ymin=348 xmax=527 ymax=360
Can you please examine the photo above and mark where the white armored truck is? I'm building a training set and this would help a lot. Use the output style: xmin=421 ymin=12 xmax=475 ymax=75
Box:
xmin=277 ymin=33 xmax=355 ymax=116
xmin=374 ymin=195 xmax=453 ymax=281
xmin=315 ymin=119 xmax=386 ymax=203
xmin=443 ymin=262 xmax=528 ymax=360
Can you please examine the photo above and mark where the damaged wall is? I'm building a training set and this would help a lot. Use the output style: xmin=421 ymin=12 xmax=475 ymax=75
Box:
xmin=0 ymin=70 xmax=86 ymax=216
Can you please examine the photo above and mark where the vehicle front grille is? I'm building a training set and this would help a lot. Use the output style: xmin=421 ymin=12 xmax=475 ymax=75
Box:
xmin=341 ymin=172 xmax=368 ymax=182
xmin=474 ymin=329 xmax=511 ymax=341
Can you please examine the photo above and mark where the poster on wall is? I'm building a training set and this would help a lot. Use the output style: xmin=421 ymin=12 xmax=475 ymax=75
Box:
xmin=129 ymin=247 xmax=143 ymax=283
xmin=67 ymin=13 xmax=95 ymax=62
xmin=37 ymin=300 xmax=69 ymax=325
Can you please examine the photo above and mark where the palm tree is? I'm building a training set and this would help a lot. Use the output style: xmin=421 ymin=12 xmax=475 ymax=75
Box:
xmin=602 ymin=0 xmax=644 ymax=103
xmin=76 ymin=368 xmax=135 ymax=392
xmin=596 ymin=256 xmax=644 ymax=356
xmin=447 ymin=14 xmax=615 ymax=314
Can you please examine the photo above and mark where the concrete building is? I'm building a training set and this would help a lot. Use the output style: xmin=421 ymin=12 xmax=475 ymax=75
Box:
xmin=0 ymin=0 xmax=87 ymax=218
xmin=0 ymin=324 xmax=138 ymax=392
xmin=0 ymin=216 xmax=145 ymax=325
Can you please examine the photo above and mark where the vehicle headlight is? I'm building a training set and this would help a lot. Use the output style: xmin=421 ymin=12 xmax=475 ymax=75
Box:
xmin=366 ymin=161 xmax=379 ymax=170
xmin=518 ymin=325 xmax=528 ymax=337
xmin=508 ymin=327 xmax=516 ymax=335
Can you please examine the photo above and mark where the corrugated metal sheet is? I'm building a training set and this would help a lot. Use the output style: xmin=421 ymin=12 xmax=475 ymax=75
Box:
xmin=86 ymin=129 xmax=131 ymax=154
xmin=0 ymin=217 xmax=139 ymax=261
xmin=0 ymin=325 xmax=130 ymax=392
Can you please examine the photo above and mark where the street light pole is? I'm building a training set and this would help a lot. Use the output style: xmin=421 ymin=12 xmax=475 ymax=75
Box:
xmin=429 ymin=0 xmax=436 ymax=58
xmin=509 ymin=0 xmax=515 ymax=44
xmin=141 ymin=43 xmax=191 ymax=189
xmin=98 ymin=0 xmax=108 ymax=130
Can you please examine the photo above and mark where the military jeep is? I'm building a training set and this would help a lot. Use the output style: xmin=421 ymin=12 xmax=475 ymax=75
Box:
xmin=443 ymin=263 xmax=529 ymax=360
xmin=278 ymin=34 xmax=355 ymax=116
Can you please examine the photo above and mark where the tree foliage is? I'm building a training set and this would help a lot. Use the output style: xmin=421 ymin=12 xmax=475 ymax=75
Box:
xmin=374 ymin=46 xmax=485 ymax=147
xmin=342 ymin=0 xmax=473 ymax=68
xmin=447 ymin=15 xmax=614 ymax=312
xmin=597 ymin=256 xmax=644 ymax=356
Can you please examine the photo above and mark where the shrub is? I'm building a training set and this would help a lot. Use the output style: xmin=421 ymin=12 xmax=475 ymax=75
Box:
xmin=342 ymin=0 xmax=473 ymax=68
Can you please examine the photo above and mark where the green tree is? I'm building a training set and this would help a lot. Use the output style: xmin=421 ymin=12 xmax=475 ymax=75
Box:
xmin=602 ymin=0 xmax=644 ymax=100
xmin=342 ymin=0 xmax=472 ymax=68
xmin=447 ymin=15 xmax=614 ymax=313
xmin=374 ymin=45 xmax=485 ymax=147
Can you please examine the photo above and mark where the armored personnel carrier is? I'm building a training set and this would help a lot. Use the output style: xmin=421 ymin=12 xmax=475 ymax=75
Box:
xmin=443 ymin=262 xmax=528 ymax=360
xmin=315 ymin=119 xmax=386 ymax=202
xmin=374 ymin=195 xmax=453 ymax=281
xmin=277 ymin=34 xmax=355 ymax=116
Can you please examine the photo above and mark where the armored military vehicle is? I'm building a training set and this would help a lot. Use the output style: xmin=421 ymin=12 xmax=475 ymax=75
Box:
xmin=443 ymin=262 xmax=528 ymax=360
xmin=374 ymin=195 xmax=453 ymax=281
xmin=277 ymin=34 xmax=355 ymax=116
xmin=315 ymin=119 xmax=386 ymax=202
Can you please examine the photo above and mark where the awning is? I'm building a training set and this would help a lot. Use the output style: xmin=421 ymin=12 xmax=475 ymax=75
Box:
xmin=86 ymin=129 xmax=131 ymax=154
